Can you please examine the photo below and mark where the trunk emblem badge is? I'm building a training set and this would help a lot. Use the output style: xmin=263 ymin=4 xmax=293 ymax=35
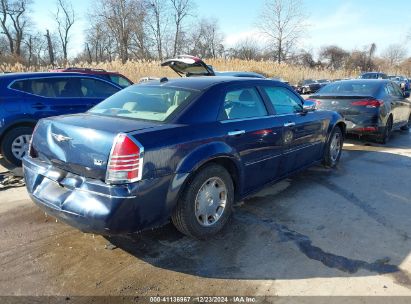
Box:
xmin=52 ymin=133 xmax=72 ymax=142
xmin=94 ymin=159 xmax=104 ymax=166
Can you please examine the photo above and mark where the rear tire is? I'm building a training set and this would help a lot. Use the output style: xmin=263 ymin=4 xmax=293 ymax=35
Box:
xmin=171 ymin=164 xmax=234 ymax=239
xmin=323 ymin=126 xmax=343 ymax=168
xmin=400 ymin=115 xmax=411 ymax=131
xmin=378 ymin=116 xmax=393 ymax=144
xmin=0 ymin=127 xmax=33 ymax=167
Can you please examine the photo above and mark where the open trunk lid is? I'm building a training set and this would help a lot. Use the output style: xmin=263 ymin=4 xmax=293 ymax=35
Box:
xmin=161 ymin=55 xmax=215 ymax=77
xmin=31 ymin=113 xmax=159 ymax=180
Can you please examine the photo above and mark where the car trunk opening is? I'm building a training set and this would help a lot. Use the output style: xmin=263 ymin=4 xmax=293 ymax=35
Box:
xmin=161 ymin=55 xmax=215 ymax=77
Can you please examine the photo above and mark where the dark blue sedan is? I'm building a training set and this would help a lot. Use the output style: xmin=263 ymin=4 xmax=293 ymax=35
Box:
xmin=23 ymin=77 xmax=346 ymax=239
xmin=0 ymin=72 xmax=122 ymax=167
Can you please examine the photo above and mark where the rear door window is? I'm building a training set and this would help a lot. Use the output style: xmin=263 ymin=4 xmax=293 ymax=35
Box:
xmin=80 ymin=78 xmax=120 ymax=98
xmin=10 ymin=77 xmax=119 ymax=98
xmin=221 ymin=88 xmax=268 ymax=120
xmin=10 ymin=78 xmax=59 ymax=97
xmin=262 ymin=87 xmax=303 ymax=115
xmin=387 ymin=83 xmax=403 ymax=98
xmin=109 ymin=75 xmax=132 ymax=88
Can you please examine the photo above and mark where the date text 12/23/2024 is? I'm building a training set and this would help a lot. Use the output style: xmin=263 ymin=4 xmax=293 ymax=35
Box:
xmin=149 ymin=296 xmax=257 ymax=303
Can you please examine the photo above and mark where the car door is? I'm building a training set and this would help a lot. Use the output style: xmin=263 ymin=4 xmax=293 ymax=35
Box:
xmin=260 ymin=86 xmax=326 ymax=175
xmin=389 ymin=82 xmax=409 ymax=123
xmin=9 ymin=77 xmax=71 ymax=119
xmin=218 ymin=85 xmax=284 ymax=193
xmin=386 ymin=82 xmax=405 ymax=123
xmin=52 ymin=77 xmax=121 ymax=114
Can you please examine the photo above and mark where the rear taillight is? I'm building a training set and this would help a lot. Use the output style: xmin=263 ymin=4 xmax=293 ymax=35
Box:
xmin=106 ymin=134 xmax=144 ymax=184
xmin=351 ymin=99 xmax=384 ymax=108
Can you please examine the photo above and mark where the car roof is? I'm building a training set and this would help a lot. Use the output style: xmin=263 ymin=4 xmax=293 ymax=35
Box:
xmin=214 ymin=71 xmax=266 ymax=78
xmin=138 ymin=76 xmax=276 ymax=91
xmin=0 ymin=72 xmax=104 ymax=80
xmin=334 ymin=79 xmax=389 ymax=85
xmin=51 ymin=68 xmax=123 ymax=75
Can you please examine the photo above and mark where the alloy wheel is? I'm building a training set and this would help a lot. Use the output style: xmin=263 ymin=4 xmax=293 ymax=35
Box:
xmin=329 ymin=131 xmax=342 ymax=162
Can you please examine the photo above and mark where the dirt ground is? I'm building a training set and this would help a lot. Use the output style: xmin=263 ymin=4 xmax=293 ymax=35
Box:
xmin=1 ymin=130 xmax=411 ymax=298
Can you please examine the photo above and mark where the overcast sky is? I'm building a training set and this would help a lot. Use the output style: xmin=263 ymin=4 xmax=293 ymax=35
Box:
xmin=31 ymin=0 xmax=410 ymax=58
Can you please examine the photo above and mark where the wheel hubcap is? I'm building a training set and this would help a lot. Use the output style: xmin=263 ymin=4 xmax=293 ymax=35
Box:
xmin=195 ymin=177 xmax=227 ymax=227
xmin=329 ymin=132 xmax=342 ymax=162
xmin=11 ymin=134 xmax=31 ymax=160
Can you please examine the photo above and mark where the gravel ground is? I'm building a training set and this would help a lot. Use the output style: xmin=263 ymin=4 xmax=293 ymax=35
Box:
xmin=0 ymin=130 xmax=411 ymax=297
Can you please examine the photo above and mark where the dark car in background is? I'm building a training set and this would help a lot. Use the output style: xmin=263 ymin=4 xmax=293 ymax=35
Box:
xmin=296 ymin=79 xmax=322 ymax=94
xmin=49 ymin=67 xmax=133 ymax=88
xmin=317 ymin=79 xmax=331 ymax=88
xmin=388 ymin=75 xmax=410 ymax=91
xmin=359 ymin=72 xmax=388 ymax=79
xmin=24 ymin=77 xmax=345 ymax=239
xmin=0 ymin=72 xmax=122 ymax=167
xmin=308 ymin=79 xmax=411 ymax=143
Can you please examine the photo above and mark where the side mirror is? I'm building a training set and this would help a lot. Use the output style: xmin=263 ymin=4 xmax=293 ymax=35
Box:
xmin=404 ymin=91 xmax=410 ymax=98
xmin=303 ymin=100 xmax=316 ymax=112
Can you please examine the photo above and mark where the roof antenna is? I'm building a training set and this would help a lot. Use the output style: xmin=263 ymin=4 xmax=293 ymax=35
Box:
xmin=160 ymin=77 xmax=168 ymax=83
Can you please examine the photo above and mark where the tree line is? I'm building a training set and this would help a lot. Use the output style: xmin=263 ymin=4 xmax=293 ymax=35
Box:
xmin=0 ymin=0 xmax=410 ymax=74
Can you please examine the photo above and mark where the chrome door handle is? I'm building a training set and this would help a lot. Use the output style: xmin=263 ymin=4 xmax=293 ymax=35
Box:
xmin=283 ymin=122 xmax=296 ymax=127
xmin=228 ymin=130 xmax=245 ymax=136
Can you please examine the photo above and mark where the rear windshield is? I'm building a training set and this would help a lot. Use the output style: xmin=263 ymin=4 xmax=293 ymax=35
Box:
xmin=317 ymin=82 xmax=380 ymax=96
xmin=89 ymin=85 xmax=196 ymax=121
xmin=360 ymin=73 xmax=387 ymax=79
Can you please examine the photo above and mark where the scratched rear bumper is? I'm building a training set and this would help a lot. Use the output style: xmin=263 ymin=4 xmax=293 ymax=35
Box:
xmin=23 ymin=156 xmax=174 ymax=235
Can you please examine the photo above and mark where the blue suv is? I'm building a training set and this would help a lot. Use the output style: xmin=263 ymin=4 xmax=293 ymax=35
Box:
xmin=0 ymin=72 xmax=122 ymax=167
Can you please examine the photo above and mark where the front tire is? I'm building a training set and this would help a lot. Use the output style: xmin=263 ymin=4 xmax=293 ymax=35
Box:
xmin=323 ymin=126 xmax=343 ymax=168
xmin=172 ymin=164 xmax=234 ymax=239
xmin=0 ymin=127 xmax=33 ymax=167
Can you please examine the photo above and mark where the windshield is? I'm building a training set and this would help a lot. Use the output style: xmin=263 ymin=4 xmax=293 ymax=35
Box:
xmin=317 ymin=81 xmax=380 ymax=96
xmin=89 ymin=86 xmax=196 ymax=121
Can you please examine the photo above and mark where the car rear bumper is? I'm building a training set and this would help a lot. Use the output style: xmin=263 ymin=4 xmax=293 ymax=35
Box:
xmin=345 ymin=120 xmax=383 ymax=136
xmin=23 ymin=156 xmax=177 ymax=235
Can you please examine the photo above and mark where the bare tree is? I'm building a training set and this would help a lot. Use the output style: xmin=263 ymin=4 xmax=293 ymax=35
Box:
xmin=146 ymin=0 xmax=169 ymax=59
xmin=55 ymin=0 xmax=75 ymax=63
xmin=257 ymin=0 xmax=306 ymax=63
xmin=45 ymin=29 xmax=55 ymax=65
xmin=92 ymin=0 xmax=146 ymax=63
xmin=229 ymin=38 xmax=261 ymax=60
xmin=382 ymin=44 xmax=406 ymax=67
xmin=170 ymin=0 xmax=193 ymax=57
xmin=365 ymin=43 xmax=376 ymax=71
xmin=188 ymin=18 xmax=224 ymax=58
xmin=291 ymin=49 xmax=316 ymax=67
xmin=0 ymin=0 xmax=30 ymax=58
xmin=319 ymin=45 xmax=349 ymax=70
xmin=23 ymin=33 xmax=45 ymax=65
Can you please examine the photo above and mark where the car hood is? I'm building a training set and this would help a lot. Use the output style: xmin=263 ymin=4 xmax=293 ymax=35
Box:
xmin=161 ymin=55 xmax=215 ymax=77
